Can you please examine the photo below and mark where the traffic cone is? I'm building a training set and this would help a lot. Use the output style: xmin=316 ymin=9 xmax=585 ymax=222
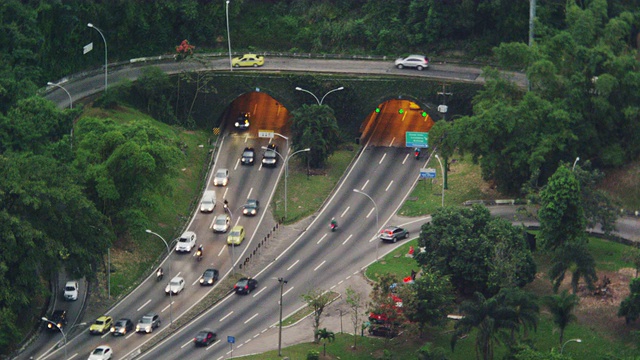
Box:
xmin=408 ymin=246 xmax=414 ymax=255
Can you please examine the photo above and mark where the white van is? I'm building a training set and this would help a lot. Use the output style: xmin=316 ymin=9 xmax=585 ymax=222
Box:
xmin=199 ymin=190 xmax=216 ymax=213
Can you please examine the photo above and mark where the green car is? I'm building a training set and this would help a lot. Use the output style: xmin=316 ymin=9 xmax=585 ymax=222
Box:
xmin=227 ymin=226 xmax=246 ymax=245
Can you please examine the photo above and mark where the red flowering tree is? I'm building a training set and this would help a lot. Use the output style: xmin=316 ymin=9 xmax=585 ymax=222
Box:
xmin=175 ymin=39 xmax=195 ymax=61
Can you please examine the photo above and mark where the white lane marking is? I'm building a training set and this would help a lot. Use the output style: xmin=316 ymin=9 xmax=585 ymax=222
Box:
xmin=137 ymin=299 xmax=151 ymax=312
xmin=282 ymin=286 xmax=294 ymax=297
xmin=252 ymin=287 xmax=267 ymax=298
xmin=247 ymin=187 xmax=253 ymax=198
xmin=191 ymin=277 xmax=200 ymax=286
xmin=379 ymin=153 xmax=386 ymax=164
xmin=253 ymin=333 xmax=260 ymax=338
xmin=125 ymin=332 xmax=135 ymax=339
xmin=244 ymin=134 xmax=249 ymax=143
xmin=244 ymin=338 xmax=252 ymax=344
xmin=100 ymin=332 xmax=109 ymax=339
xmin=340 ymin=207 xmax=349 ymax=218
xmin=342 ymin=234 xmax=353 ymax=245
xmin=161 ymin=301 xmax=174 ymax=313
xmin=354 ymin=270 xmax=360 ymax=275
xmin=207 ymin=339 xmax=221 ymax=350
xmin=330 ymin=284 xmax=336 ymax=290
xmin=223 ymin=187 xmax=229 ymax=199
xmin=244 ymin=313 xmax=259 ymax=324
xmin=346 ymin=275 xmax=351 ymax=280
xmin=388 ymin=138 xmax=395 ymax=147
xmin=338 ymin=280 xmax=344 ymax=285
xmin=402 ymin=153 xmax=410 ymax=164
xmin=385 ymin=180 xmax=393 ymax=192
xmin=287 ymin=259 xmax=299 ymax=271
xmin=316 ymin=233 xmax=328 ymax=245
xmin=361 ymin=179 xmax=369 ymax=191
xmin=314 ymin=260 xmax=326 ymax=272
xmin=217 ymin=246 xmax=225 ymax=257
xmin=181 ymin=339 xmax=192 ymax=349
xmin=366 ymin=207 xmax=375 ymax=219
xmin=219 ymin=311 xmax=234 ymax=322
xmin=68 ymin=354 xmax=79 ymax=360
xmin=261 ymin=328 xmax=268 ymax=333
xmin=237 ymin=343 xmax=244 ymax=349
xmin=234 ymin=158 xmax=240 ymax=170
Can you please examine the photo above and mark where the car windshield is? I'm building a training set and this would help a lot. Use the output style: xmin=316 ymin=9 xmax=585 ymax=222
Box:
xmin=95 ymin=319 xmax=105 ymax=325
xmin=196 ymin=332 xmax=209 ymax=340
xmin=237 ymin=280 xmax=248 ymax=286
xmin=216 ymin=171 xmax=226 ymax=177
xmin=204 ymin=270 xmax=215 ymax=277
xmin=93 ymin=349 xmax=106 ymax=355
xmin=65 ymin=285 xmax=75 ymax=291
xmin=245 ymin=202 xmax=255 ymax=208
xmin=170 ymin=280 xmax=181 ymax=286
xmin=215 ymin=217 xmax=227 ymax=225
xmin=179 ymin=237 xmax=188 ymax=243
xmin=141 ymin=317 xmax=152 ymax=324
xmin=230 ymin=230 xmax=240 ymax=236
xmin=242 ymin=151 xmax=253 ymax=157
xmin=116 ymin=321 xmax=126 ymax=326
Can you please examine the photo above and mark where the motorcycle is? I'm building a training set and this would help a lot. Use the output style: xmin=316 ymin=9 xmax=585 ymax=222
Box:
xmin=196 ymin=247 xmax=203 ymax=261
xmin=156 ymin=268 xmax=164 ymax=281
xmin=414 ymin=149 xmax=420 ymax=160
xmin=330 ymin=222 xmax=338 ymax=232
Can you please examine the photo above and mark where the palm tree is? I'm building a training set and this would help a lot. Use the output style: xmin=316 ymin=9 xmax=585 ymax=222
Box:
xmin=316 ymin=328 xmax=335 ymax=356
xmin=451 ymin=292 xmax=519 ymax=360
xmin=497 ymin=287 xmax=540 ymax=344
xmin=542 ymin=290 xmax=580 ymax=348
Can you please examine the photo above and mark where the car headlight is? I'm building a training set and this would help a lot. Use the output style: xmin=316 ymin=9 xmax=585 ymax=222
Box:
xmin=208 ymin=279 xmax=213 ymax=284
xmin=110 ymin=327 xmax=115 ymax=333
xmin=235 ymin=122 xmax=240 ymax=127
xmin=251 ymin=209 xmax=256 ymax=214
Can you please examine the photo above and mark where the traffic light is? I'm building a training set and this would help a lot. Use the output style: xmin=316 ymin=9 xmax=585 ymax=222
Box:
xmin=398 ymin=108 xmax=404 ymax=114
xmin=375 ymin=107 xmax=381 ymax=113
xmin=422 ymin=111 xmax=428 ymax=117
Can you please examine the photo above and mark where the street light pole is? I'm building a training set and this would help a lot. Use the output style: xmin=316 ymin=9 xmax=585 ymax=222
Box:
xmin=295 ymin=86 xmax=344 ymax=105
xmin=145 ymin=229 xmax=173 ymax=325
xmin=561 ymin=338 xmax=582 ymax=354
xmin=278 ymin=277 xmax=288 ymax=357
xmin=87 ymin=23 xmax=107 ymax=92
xmin=353 ymin=189 xmax=379 ymax=260
xmin=285 ymin=148 xmax=310 ymax=219
xmin=41 ymin=317 xmax=67 ymax=360
xmin=434 ymin=154 xmax=445 ymax=207
xmin=572 ymin=156 xmax=580 ymax=171
xmin=225 ymin=1 xmax=232 ymax=71
xmin=47 ymin=82 xmax=72 ymax=109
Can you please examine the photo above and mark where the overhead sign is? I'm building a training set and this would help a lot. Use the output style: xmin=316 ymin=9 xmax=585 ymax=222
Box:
xmin=83 ymin=42 xmax=93 ymax=54
xmin=406 ymin=132 xmax=429 ymax=148
xmin=258 ymin=130 xmax=274 ymax=138
xmin=420 ymin=168 xmax=436 ymax=179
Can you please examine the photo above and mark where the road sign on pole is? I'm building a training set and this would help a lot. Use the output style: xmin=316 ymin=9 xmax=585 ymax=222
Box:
xmin=259 ymin=130 xmax=274 ymax=138
xmin=406 ymin=132 xmax=429 ymax=148
xmin=420 ymin=168 xmax=436 ymax=179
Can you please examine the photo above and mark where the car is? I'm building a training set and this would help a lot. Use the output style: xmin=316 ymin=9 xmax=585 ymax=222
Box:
xmin=88 ymin=345 xmax=113 ymax=360
xmin=213 ymin=168 xmax=229 ymax=186
xmin=379 ymin=226 xmax=409 ymax=243
xmin=199 ymin=190 xmax=216 ymax=213
xmin=368 ymin=324 xmax=399 ymax=338
xmin=231 ymin=54 xmax=264 ymax=67
xmin=394 ymin=54 xmax=429 ymax=70
xmin=194 ymin=329 xmax=217 ymax=347
xmin=241 ymin=147 xmax=255 ymax=165
xmin=227 ymin=225 xmax=246 ymax=246
xmin=46 ymin=310 xmax=67 ymax=331
xmin=165 ymin=276 xmax=185 ymax=295
xmin=234 ymin=277 xmax=258 ymax=295
xmin=63 ymin=281 xmax=78 ymax=301
xmin=242 ymin=199 xmax=260 ymax=216
xmin=89 ymin=316 xmax=113 ymax=335
xmin=212 ymin=214 xmax=231 ymax=233
xmin=261 ymin=143 xmax=279 ymax=167
xmin=136 ymin=313 xmax=160 ymax=333
xmin=175 ymin=231 xmax=197 ymax=252
xmin=110 ymin=318 xmax=134 ymax=336
xmin=199 ymin=268 xmax=220 ymax=286
xmin=235 ymin=112 xmax=250 ymax=130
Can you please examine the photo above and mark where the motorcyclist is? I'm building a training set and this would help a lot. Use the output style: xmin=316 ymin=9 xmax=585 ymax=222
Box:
xmin=223 ymin=199 xmax=229 ymax=210
xmin=156 ymin=267 xmax=163 ymax=280
xmin=330 ymin=218 xmax=338 ymax=229
xmin=414 ymin=147 xmax=421 ymax=159
xmin=197 ymin=244 xmax=204 ymax=255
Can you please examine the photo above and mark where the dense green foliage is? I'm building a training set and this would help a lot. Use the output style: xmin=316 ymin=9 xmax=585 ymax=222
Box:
xmin=618 ymin=277 xmax=640 ymax=324
xmin=290 ymin=104 xmax=341 ymax=167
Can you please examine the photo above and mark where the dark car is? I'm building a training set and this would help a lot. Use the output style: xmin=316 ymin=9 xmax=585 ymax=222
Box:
xmin=235 ymin=112 xmax=250 ymax=130
xmin=199 ymin=268 xmax=220 ymax=286
xmin=241 ymin=147 xmax=255 ymax=165
xmin=379 ymin=226 xmax=409 ymax=243
xmin=194 ymin=330 xmax=217 ymax=347
xmin=234 ymin=277 xmax=258 ymax=295
xmin=368 ymin=324 xmax=399 ymax=338
xmin=46 ymin=310 xmax=67 ymax=331
xmin=261 ymin=143 xmax=278 ymax=167
xmin=242 ymin=199 xmax=260 ymax=216
xmin=110 ymin=318 xmax=134 ymax=336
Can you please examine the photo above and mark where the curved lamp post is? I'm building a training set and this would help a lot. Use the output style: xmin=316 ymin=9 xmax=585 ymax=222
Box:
xmin=264 ymin=147 xmax=311 ymax=219
xmin=40 ymin=318 xmax=86 ymax=360
xmin=434 ymin=154 xmax=445 ymax=207
xmin=145 ymin=229 xmax=173 ymax=325
xmin=353 ymin=189 xmax=379 ymax=260
xmin=87 ymin=23 xmax=107 ymax=92
xmin=572 ymin=156 xmax=580 ymax=171
xmin=47 ymin=82 xmax=72 ymax=109
xmin=225 ymin=1 xmax=232 ymax=71
xmin=561 ymin=338 xmax=582 ymax=354
xmin=295 ymin=86 xmax=344 ymax=105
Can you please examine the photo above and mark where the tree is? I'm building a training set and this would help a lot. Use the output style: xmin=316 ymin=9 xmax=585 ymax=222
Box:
xmin=301 ymin=289 xmax=334 ymax=344
xmin=571 ymin=160 xmax=619 ymax=236
xmin=548 ymin=242 xmax=598 ymax=294
xmin=497 ymin=287 xmax=539 ymax=345
xmin=315 ymin=328 xmax=335 ymax=356
xmin=415 ymin=205 xmax=536 ymax=296
xmin=368 ymin=273 xmax=405 ymax=338
xmin=345 ymin=286 xmax=364 ymax=349
xmin=401 ymin=270 xmax=454 ymax=337
xmin=618 ymin=278 xmax=640 ymax=325
xmin=417 ymin=342 xmax=448 ymax=360
xmin=290 ymin=104 xmax=341 ymax=168
xmin=542 ymin=290 xmax=580 ymax=348
xmin=622 ymin=246 xmax=640 ymax=278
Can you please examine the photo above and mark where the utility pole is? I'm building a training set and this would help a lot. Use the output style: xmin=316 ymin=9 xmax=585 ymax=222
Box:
xmin=528 ymin=0 xmax=536 ymax=92
xmin=437 ymin=83 xmax=452 ymax=190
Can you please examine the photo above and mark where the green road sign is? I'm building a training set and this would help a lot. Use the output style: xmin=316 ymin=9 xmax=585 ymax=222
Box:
xmin=406 ymin=132 xmax=429 ymax=148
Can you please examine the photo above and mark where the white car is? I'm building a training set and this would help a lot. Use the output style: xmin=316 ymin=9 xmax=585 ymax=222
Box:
xmin=394 ymin=54 xmax=429 ymax=70
xmin=212 ymin=214 xmax=230 ymax=233
xmin=213 ymin=169 xmax=229 ymax=186
xmin=175 ymin=231 xmax=197 ymax=253
xmin=64 ymin=281 xmax=78 ymax=301
xmin=88 ymin=345 xmax=112 ymax=360
xmin=164 ymin=276 xmax=185 ymax=295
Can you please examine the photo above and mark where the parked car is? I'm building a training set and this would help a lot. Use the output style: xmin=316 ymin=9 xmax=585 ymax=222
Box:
xmin=176 ymin=231 xmax=197 ymax=252
xmin=241 ymin=147 xmax=255 ymax=165
xmin=199 ymin=268 xmax=220 ymax=286
xmin=89 ymin=316 xmax=113 ymax=335
xmin=46 ymin=310 xmax=67 ymax=331
xmin=212 ymin=214 xmax=231 ymax=233
xmin=235 ymin=112 xmax=250 ymax=130
xmin=242 ymin=199 xmax=260 ymax=216
xmin=368 ymin=323 xmax=399 ymax=338
xmin=64 ymin=281 xmax=78 ymax=301
xmin=379 ymin=226 xmax=409 ymax=243
xmin=231 ymin=54 xmax=264 ymax=67
xmin=261 ymin=143 xmax=278 ymax=167
xmin=194 ymin=329 xmax=217 ymax=346
xmin=88 ymin=345 xmax=113 ymax=360
xmin=227 ymin=225 xmax=246 ymax=245
xmin=165 ymin=276 xmax=185 ymax=295
xmin=110 ymin=318 xmax=134 ymax=336
xmin=136 ymin=313 xmax=160 ymax=333
xmin=234 ymin=277 xmax=258 ymax=295
xmin=394 ymin=55 xmax=429 ymax=70
xmin=213 ymin=168 xmax=229 ymax=186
